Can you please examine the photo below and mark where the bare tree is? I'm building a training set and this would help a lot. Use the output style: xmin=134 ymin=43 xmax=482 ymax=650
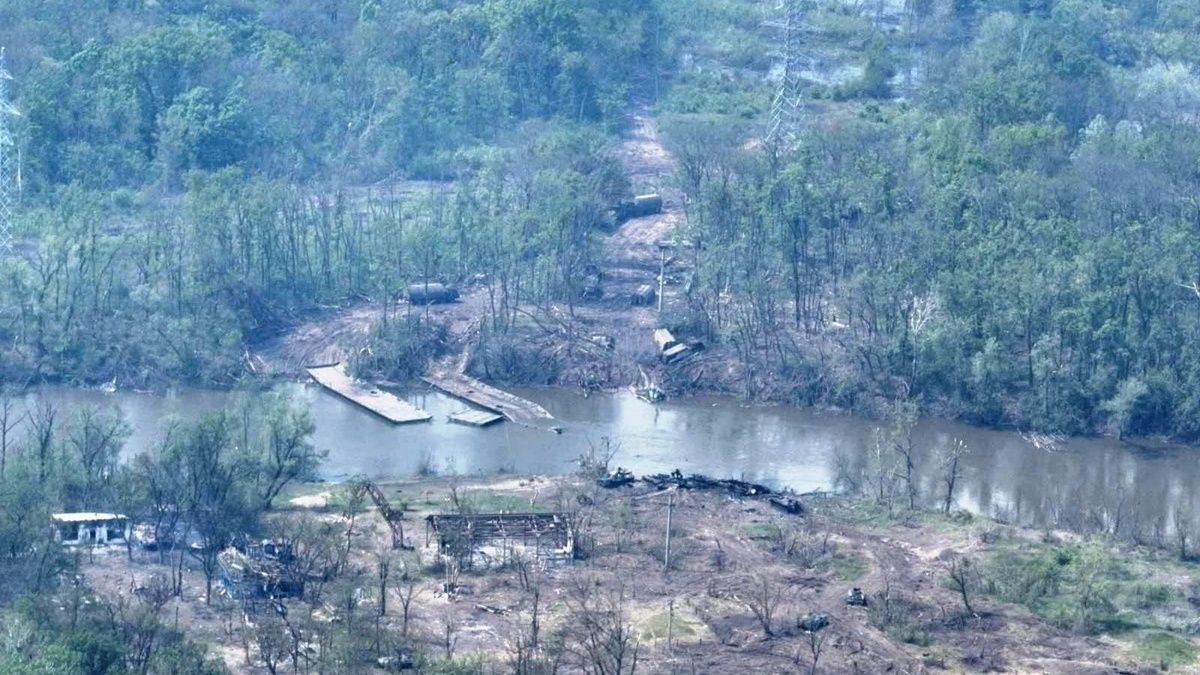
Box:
xmin=938 ymin=439 xmax=969 ymax=514
xmin=274 ymin=515 xmax=340 ymax=608
xmin=564 ymin=580 xmax=640 ymax=675
xmin=66 ymin=406 xmax=130 ymax=508
xmin=887 ymin=398 xmax=919 ymax=510
xmin=806 ymin=627 xmax=827 ymax=675
xmin=0 ymin=389 xmax=24 ymax=478
xmin=246 ymin=608 xmax=291 ymax=675
xmin=509 ymin=588 xmax=553 ymax=675
xmin=864 ymin=428 xmax=900 ymax=513
xmin=740 ymin=576 xmax=788 ymax=637
xmin=442 ymin=617 xmax=459 ymax=660
xmin=576 ymin=436 xmax=620 ymax=478
xmin=529 ymin=587 xmax=541 ymax=649
xmin=1173 ymin=500 xmax=1194 ymax=560
xmin=947 ymin=557 xmax=977 ymax=616
xmin=376 ymin=547 xmax=392 ymax=617
xmin=829 ymin=449 xmax=861 ymax=496
xmin=396 ymin=574 xmax=421 ymax=636
xmin=26 ymin=398 xmax=56 ymax=484
xmin=340 ymin=480 xmax=369 ymax=573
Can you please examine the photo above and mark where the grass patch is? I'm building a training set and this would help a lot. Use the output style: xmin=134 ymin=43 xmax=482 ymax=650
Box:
xmin=456 ymin=490 xmax=544 ymax=514
xmin=820 ymin=551 xmax=869 ymax=581
xmin=868 ymin=595 xmax=933 ymax=647
xmin=1133 ymin=632 xmax=1197 ymax=668
xmin=738 ymin=522 xmax=780 ymax=540
xmin=983 ymin=542 xmax=1184 ymax=635
xmin=635 ymin=610 xmax=699 ymax=642
xmin=820 ymin=500 xmax=976 ymax=531
xmin=659 ymin=70 xmax=770 ymax=118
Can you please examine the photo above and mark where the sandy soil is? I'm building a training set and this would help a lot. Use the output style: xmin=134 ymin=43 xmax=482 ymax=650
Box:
xmin=254 ymin=305 xmax=382 ymax=374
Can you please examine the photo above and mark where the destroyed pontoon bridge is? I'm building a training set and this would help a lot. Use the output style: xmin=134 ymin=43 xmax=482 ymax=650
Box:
xmin=307 ymin=362 xmax=556 ymax=430
xmin=422 ymin=370 xmax=555 ymax=428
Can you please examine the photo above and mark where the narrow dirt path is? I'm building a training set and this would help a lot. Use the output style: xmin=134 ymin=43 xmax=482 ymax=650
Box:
xmin=253 ymin=304 xmax=381 ymax=375
xmin=606 ymin=110 xmax=682 ymax=271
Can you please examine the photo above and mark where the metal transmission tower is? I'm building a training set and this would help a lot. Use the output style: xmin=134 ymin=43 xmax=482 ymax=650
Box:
xmin=0 ymin=48 xmax=18 ymax=256
xmin=766 ymin=0 xmax=804 ymax=145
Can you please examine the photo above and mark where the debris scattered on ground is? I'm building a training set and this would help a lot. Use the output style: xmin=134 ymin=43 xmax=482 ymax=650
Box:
xmin=288 ymin=492 xmax=331 ymax=508
xmin=596 ymin=468 xmax=636 ymax=489
xmin=631 ymin=284 xmax=657 ymax=306
xmin=642 ymin=470 xmax=773 ymax=498
xmin=589 ymin=334 xmax=616 ymax=350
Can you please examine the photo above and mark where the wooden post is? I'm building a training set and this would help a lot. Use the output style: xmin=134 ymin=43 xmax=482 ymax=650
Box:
xmin=666 ymin=598 xmax=675 ymax=654
xmin=664 ymin=491 xmax=673 ymax=571
xmin=657 ymin=246 xmax=666 ymax=313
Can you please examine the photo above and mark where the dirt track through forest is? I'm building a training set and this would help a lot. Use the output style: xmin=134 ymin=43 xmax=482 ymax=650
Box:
xmin=255 ymin=109 xmax=684 ymax=382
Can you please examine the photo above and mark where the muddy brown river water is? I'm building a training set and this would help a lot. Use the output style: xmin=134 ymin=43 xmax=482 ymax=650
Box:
xmin=21 ymin=384 xmax=1198 ymax=534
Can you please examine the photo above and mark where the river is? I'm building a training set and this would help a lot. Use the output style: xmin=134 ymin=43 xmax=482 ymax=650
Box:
xmin=16 ymin=384 xmax=1198 ymax=535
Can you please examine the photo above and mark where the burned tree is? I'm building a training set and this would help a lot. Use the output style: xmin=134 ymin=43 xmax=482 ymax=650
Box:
xmin=563 ymin=581 xmax=640 ymax=675
xmin=741 ymin=576 xmax=789 ymax=638
xmin=947 ymin=556 xmax=978 ymax=616
xmin=939 ymin=439 xmax=969 ymax=514
xmin=0 ymin=389 xmax=23 ymax=478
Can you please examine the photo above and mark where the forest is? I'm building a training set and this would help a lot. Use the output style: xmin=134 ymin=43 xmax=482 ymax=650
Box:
xmin=5 ymin=1 xmax=1200 ymax=440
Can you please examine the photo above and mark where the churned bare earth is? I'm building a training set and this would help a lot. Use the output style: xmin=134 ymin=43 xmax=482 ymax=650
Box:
xmin=80 ymin=473 xmax=1199 ymax=673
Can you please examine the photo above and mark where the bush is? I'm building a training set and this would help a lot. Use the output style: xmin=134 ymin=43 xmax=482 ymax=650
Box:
xmin=1134 ymin=632 xmax=1197 ymax=668
xmin=470 ymin=333 xmax=561 ymax=385
xmin=351 ymin=316 xmax=449 ymax=381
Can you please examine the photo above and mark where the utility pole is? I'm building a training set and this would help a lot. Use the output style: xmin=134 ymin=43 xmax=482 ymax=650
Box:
xmin=766 ymin=0 xmax=804 ymax=146
xmin=0 ymin=47 xmax=19 ymax=257
xmin=657 ymin=244 xmax=666 ymax=314
xmin=663 ymin=490 xmax=674 ymax=571
xmin=666 ymin=598 xmax=675 ymax=654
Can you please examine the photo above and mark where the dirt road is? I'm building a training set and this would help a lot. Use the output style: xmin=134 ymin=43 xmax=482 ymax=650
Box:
xmin=254 ymin=109 xmax=686 ymax=389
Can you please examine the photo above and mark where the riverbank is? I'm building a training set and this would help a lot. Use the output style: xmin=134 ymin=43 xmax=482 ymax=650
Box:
xmin=77 ymin=472 xmax=1200 ymax=673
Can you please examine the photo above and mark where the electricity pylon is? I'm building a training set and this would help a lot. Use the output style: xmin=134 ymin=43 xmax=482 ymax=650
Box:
xmin=766 ymin=0 xmax=804 ymax=146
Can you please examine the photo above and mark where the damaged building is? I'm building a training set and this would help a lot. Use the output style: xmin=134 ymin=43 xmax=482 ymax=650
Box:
xmin=425 ymin=512 xmax=574 ymax=568
xmin=219 ymin=540 xmax=305 ymax=600
xmin=52 ymin=513 xmax=130 ymax=546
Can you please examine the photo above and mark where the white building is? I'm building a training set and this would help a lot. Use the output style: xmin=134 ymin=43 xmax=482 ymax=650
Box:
xmin=51 ymin=513 xmax=129 ymax=546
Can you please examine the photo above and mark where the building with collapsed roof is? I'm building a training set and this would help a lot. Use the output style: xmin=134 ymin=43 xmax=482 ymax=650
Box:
xmin=52 ymin=513 xmax=129 ymax=546
xmin=425 ymin=512 xmax=574 ymax=567
xmin=218 ymin=541 xmax=304 ymax=600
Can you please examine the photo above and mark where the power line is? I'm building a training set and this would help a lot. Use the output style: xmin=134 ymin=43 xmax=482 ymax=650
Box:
xmin=0 ymin=47 xmax=19 ymax=257
xmin=766 ymin=0 xmax=804 ymax=146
